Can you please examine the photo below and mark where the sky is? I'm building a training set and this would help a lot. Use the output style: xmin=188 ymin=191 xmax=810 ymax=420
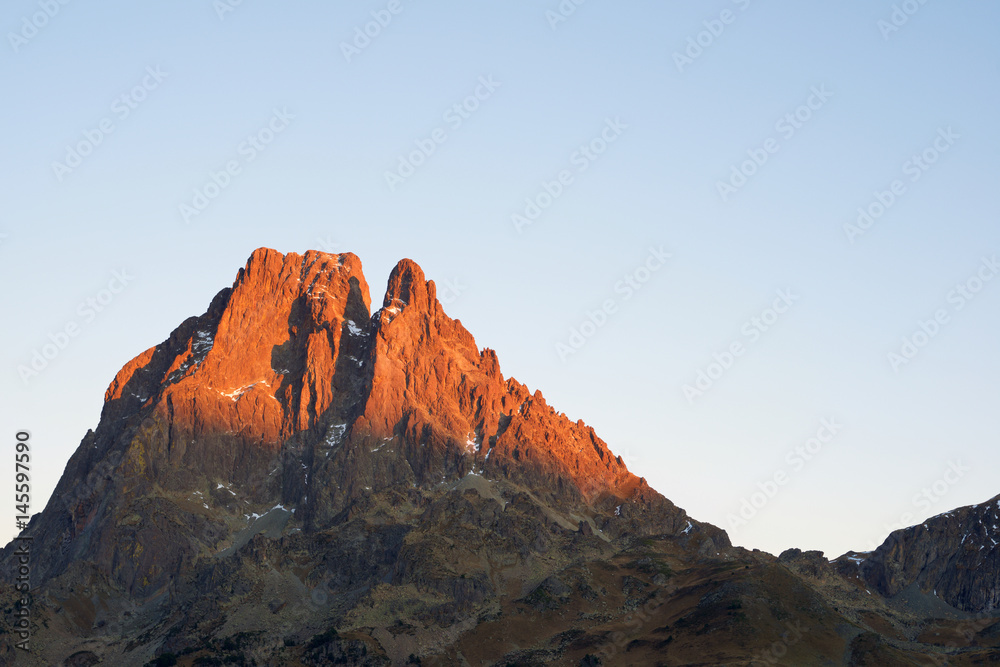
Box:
xmin=1 ymin=0 xmax=998 ymax=559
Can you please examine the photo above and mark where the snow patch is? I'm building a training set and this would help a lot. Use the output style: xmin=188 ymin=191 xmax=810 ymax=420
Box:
xmin=219 ymin=380 xmax=271 ymax=401
xmin=325 ymin=423 xmax=347 ymax=444
xmin=192 ymin=330 xmax=214 ymax=356
xmin=323 ymin=424 xmax=347 ymax=456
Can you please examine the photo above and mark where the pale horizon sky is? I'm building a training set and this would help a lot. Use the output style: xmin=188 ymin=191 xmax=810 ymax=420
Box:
xmin=2 ymin=0 xmax=998 ymax=559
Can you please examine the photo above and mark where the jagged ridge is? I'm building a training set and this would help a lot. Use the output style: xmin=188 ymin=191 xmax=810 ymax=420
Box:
xmin=855 ymin=494 xmax=1000 ymax=612
xmin=12 ymin=248 xmax=707 ymax=601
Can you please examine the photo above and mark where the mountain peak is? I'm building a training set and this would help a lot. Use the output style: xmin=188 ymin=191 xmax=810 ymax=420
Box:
xmin=383 ymin=257 xmax=427 ymax=305
xmin=16 ymin=248 xmax=703 ymax=607
xmin=97 ymin=246 xmax=657 ymax=509
xmin=10 ymin=248 xmax=993 ymax=665
xmin=378 ymin=257 xmax=437 ymax=326
xmin=237 ymin=246 xmax=371 ymax=309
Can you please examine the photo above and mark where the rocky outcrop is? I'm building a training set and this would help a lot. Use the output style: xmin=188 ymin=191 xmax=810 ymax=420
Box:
xmin=354 ymin=257 xmax=650 ymax=510
xmin=858 ymin=495 xmax=1000 ymax=612
xmin=3 ymin=248 xmax=704 ymax=605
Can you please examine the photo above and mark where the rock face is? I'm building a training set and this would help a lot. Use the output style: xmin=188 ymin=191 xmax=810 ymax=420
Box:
xmin=21 ymin=249 xmax=378 ymax=598
xmin=4 ymin=248 xmax=997 ymax=666
xmin=28 ymin=249 xmax=689 ymax=596
xmin=1 ymin=248 xmax=733 ymax=665
xmin=858 ymin=495 xmax=1000 ymax=612
xmin=354 ymin=257 xmax=646 ymax=510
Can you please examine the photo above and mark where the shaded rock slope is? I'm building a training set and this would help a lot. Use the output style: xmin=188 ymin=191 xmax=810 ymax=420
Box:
xmin=855 ymin=495 xmax=1000 ymax=613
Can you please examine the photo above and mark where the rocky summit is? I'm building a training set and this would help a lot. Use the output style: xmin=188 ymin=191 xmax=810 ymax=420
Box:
xmin=856 ymin=494 xmax=1000 ymax=613
xmin=2 ymin=249 xmax=998 ymax=666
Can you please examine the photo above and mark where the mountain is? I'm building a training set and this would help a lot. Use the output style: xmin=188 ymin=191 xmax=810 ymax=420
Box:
xmin=1 ymin=248 xmax=997 ymax=666
xmin=853 ymin=495 xmax=1000 ymax=613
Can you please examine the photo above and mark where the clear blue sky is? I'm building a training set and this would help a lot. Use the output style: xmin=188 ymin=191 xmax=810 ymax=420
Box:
xmin=2 ymin=0 xmax=998 ymax=558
